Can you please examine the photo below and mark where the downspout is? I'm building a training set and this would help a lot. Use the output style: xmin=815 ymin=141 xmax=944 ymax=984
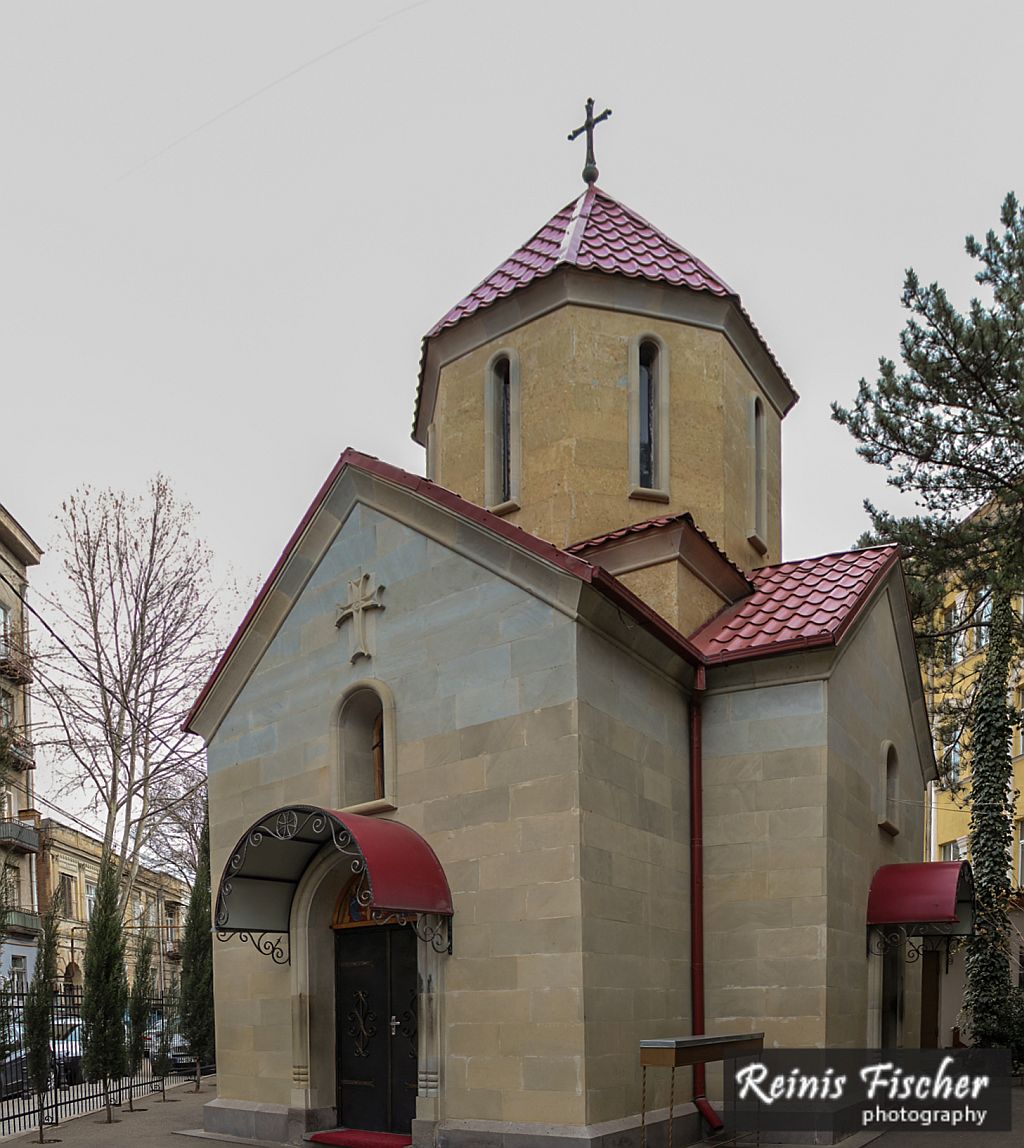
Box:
xmin=689 ymin=665 xmax=724 ymax=1132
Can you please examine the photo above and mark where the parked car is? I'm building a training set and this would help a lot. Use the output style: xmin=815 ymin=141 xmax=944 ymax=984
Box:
xmin=141 ymin=1018 xmax=165 ymax=1059
xmin=166 ymin=1027 xmax=214 ymax=1074
xmin=50 ymin=1019 xmax=84 ymax=1087
xmin=0 ymin=1034 xmax=30 ymax=1100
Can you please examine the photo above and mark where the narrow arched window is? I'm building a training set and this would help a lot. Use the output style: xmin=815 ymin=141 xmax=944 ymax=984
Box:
xmin=878 ymin=742 xmax=900 ymax=836
xmin=750 ymin=397 xmax=768 ymax=553
xmin=339 ymin=688 xmax=385 ymax=808
xmin=485 ymin=351 xmax=520 ymax=512
xmin=629 ymin=336 xmax=669 ymax=500
xmin=495 ymin=356 xmax=512 ymax=504
xmin=639 ymin=342 xmax=658 ymax=489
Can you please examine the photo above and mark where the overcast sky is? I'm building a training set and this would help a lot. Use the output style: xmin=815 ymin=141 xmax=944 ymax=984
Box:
xmin=5 ymin=2 xmax=1023 ymax=645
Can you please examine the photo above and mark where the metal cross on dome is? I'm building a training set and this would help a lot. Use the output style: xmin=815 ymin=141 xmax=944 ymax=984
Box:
xmin=568 ymin=98 xmax=612 ymax=185
xmin=335 ymin=572 xmax=385 ymax=662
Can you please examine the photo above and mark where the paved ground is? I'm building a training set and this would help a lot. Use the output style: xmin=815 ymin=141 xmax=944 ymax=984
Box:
xmin=2 ymin=1077 xmax=217 ymax=1147
xmin=2 ymin=1078 xmax=1019 ymax=1147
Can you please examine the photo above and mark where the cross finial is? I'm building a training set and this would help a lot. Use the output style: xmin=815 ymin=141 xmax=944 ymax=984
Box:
xmin=567 ymin=98 xmax=612 ymax=185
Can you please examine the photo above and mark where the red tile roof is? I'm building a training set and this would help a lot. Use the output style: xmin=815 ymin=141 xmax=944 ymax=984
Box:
xmin=691 ymin=546 xmax=900 ymax=665
xmin=566 ymin=511 xmax=750 ymax=584
xmin=414 ymin=186 xmax=793 ymax=439
xmin=424 ymin=186 xmax=733 ymax=339
xmin=185 ymin=450 xmax=704 ymax=733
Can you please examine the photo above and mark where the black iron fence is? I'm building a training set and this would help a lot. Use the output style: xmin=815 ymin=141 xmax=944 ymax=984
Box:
xmin=0 ymin=990 xmax=214 ymax=1136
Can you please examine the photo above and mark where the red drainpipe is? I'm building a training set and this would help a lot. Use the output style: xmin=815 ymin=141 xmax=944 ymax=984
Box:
xmin=689 ymin=665 xmax=724 ymax=1132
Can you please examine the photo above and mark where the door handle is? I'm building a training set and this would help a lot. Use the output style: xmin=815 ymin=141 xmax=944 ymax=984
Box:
xmin=389 ymin=1015 xmax=399 ymax=1036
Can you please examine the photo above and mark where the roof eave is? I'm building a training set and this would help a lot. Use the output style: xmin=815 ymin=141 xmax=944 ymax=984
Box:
xmin=413 ymin=267 xmax=798 ymax=444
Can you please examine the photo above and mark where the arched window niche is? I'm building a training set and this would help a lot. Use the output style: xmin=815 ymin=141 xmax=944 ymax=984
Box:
xmin=748 ymin=397 xmax=769 ymax=556
xmin=336 ymin=680 xmax=397 ymax=815
xmin=878 ymin=740 xmax=900 ymax=837
xmin=484 ymin=349 xmax=520 ymax=514
xmin=628 ymin=334 xmax=670 ymax=502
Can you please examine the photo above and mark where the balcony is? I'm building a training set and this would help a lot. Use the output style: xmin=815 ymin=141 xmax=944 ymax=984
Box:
xmin=0 ymin=731 xmax=34 ymax=771
xmin=6 ymin=907 xmax=40 ymax=935
xmin=0 ymin=629 xmax=32 ymax=685
xmin=0 ymin=819 xmax=39 ymax=852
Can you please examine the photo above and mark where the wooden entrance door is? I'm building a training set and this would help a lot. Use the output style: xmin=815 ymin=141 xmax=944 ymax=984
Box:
xmin=335 ymin=927 xmax=418 ymax=1133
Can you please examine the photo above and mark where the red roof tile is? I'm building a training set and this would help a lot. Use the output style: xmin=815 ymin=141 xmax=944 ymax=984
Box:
xmin=690 ymin=546 xmax=899 ymax=664
xmin=185 ymin=451 xmax=704 ymax=732
xmin=566 ymin=512 xmax=752 ymax=586
xmin=414 ymin=186 xmax=793 ymax=439
xmin=424 ymin=186 xmax=733 ymax=338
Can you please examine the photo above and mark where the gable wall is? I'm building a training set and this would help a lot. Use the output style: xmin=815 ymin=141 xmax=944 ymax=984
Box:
xmin=206 ymin=501 xmax=588 ymax=1126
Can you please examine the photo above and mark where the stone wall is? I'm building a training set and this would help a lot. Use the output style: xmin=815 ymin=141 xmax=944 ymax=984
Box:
xmin=206 ymin=499 xmax=591 ymax=1135
xmin=577 ymin=627 xmax=691 ymax=1125
xmin=431 ymin=303 xmax=782 ymax=568
xmin=825 ymin=589 xmax=926 ymax=1047
xmin=701 ymin=677 xmax=830 ymax=1049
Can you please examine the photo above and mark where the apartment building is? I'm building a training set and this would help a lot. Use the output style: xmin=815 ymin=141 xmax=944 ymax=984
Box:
xmin=35 ymin=818 xmax=189 ymax=997
xmin=0 ymin=502 xmax=43 ymax=989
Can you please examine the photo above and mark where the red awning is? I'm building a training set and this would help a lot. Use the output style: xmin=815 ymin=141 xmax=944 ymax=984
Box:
xmin=866 ymin=861 xmax=974 ymax=936
xmin=215 ymin=805 xmax=453 ymax=938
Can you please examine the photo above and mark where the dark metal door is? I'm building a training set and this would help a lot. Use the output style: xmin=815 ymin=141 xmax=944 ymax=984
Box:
xmin=335 ymin=927 xmax=417 ymax=1133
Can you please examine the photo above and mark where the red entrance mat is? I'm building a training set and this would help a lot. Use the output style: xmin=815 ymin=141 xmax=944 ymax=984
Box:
xmin=308 ymin=1132 xmax=412 ymax=1148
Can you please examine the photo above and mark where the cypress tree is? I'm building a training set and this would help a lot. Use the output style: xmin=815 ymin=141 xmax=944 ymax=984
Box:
xmin=125 ymin=931 xmax=155 ymax=1112
xmin=81 ymin=857 xmax=127 ymax=1123
xmin=178 ymin=814 xmax=214 ymax=1092
xmin=833 ymin=192 xmax=1024 ymax=1045
xmin=24 ymin=897 xmax=59 ymax=1143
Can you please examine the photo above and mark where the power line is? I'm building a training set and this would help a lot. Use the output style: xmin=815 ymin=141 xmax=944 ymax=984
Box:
xmin=114 ymin=0 xmax=433 ymax=184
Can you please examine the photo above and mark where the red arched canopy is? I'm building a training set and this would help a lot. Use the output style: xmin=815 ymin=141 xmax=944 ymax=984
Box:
xmin=866 ymin=861 xmax=973 ymax=936
xmin=215 ymin=805 xmax=453 ymax=938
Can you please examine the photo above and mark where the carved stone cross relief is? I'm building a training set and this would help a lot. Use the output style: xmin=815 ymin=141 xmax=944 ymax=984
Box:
xmin=335 ymin=572 xmax=385 ymax=662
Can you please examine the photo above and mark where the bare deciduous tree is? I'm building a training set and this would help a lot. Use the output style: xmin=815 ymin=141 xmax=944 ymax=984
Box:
xmin=38 ymin=476 xmax=223 ymax=908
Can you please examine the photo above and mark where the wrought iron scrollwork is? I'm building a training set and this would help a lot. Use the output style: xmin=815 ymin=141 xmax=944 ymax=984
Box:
xmin=215 ymin=929 xmax=290 ymax=966
xmin=347 ymin=990 xmax=377 ymax=1058
xmin=399 ymin=988 xmax=417 ymax=1058
xmin=368 ymin=909 xmax=452 ymax=954
xmin=867 ymin=926 xmax=965 ymax=972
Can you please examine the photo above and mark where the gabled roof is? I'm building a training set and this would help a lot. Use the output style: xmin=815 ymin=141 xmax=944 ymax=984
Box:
xmin=414 ymin=185 xmax=795 ymax=440
xmin=566 ymin=511 xmax=751 ymax=585
xmin=691 ymin=545 xmax=900 ymax=665
xmin=185 ymin=450 xmax=703 ymax=735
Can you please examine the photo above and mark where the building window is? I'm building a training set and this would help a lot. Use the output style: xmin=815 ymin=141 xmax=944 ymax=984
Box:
xmin=10 ymin=955 xmax=26 ymax=995
xmin=0 ymin=691 xmax=12 ymax=729
xmin=338 ymin=683 xmax=396 ymax=812
xmin=3 ymin=865 xmax=18 ymax=908
xmin=484 ymin=351 xmax=520 ymax=513
xmin=629 ymin=335 xmax=670 ymax=500
xmin=85 ymin=881 xmax=97 ymax=922
xmin=946 ymin=596 xmax=967 ymax=665
xmin=942 ymin=736 xmax=961 ymax=785
xmin=939 ymin=841 xmax=961 ymax=863
xmin=877 ymin=742 xmax=900 ymax=835
xmin=749 ymin=398 xmax=769 ymax=555
xmin=58 ymin=873 xmax=75 ymax=918
xmin=0 ymin=605 xmax=9 ymax=657
xmin=975 ymin=590 xmax=993 ymax=650
xmin=638 ymin=342 xmax=658 ymax=489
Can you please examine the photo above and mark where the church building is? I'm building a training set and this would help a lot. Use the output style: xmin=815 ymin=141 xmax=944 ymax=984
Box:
xmin=187 ymin=124 xmax=958 ymax=1147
